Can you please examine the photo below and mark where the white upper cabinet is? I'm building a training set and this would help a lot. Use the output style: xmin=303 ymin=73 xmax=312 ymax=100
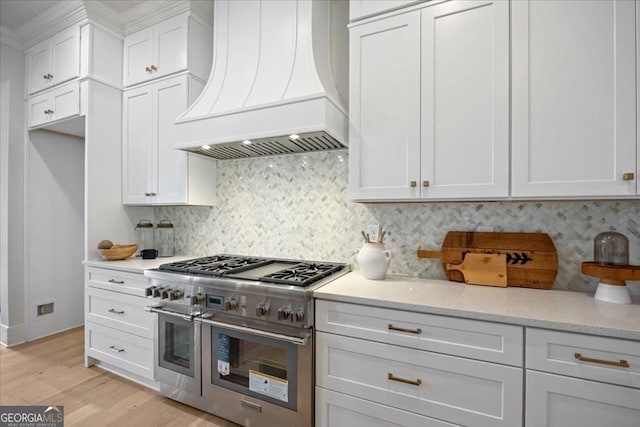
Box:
xmin=512 ymin=0 xmax=637 ymax=198
xmin=421 ymin=0 xmax=509 ymax=199
xmin=123 ymin=74 xmax=216 ymax=206
xmin=349 ymin=0 xmax=509 ymax=201
xmin=349 ymin=11 xmax=421 ymax=200
xmin=123 ymin=13 xmax=211 ymax=87
xmin=25 ymin=26 xmax=80 ymax=95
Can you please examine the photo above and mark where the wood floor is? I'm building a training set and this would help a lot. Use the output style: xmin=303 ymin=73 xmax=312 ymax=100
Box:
xmin=0 ymin=327 xmax=237 ymax=426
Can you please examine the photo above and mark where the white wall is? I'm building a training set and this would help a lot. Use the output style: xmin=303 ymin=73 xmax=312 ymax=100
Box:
xmin=26 ymin=130 xmax=84 ymax=340
xmin=0 ymin=41 xmax=25 ymax=345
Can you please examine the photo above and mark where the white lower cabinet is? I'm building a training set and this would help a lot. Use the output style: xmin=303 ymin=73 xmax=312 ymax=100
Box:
xmin=525 ymin=328 xmax=640 ymax=427
xmin=84 ymin=266 xmax=156 ymax=389
xmin=315 ymin=300 xmax=523 ymax=426
xmin=316 ymin=387 xmax=459 ymax=427
xmin=526 ymin=371 xmax=640 ymax=427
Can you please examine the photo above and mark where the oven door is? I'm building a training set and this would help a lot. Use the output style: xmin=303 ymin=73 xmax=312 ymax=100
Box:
xmin=149 ymin=306 xmax=201 ymax=401
xmin=199 ymin=316 xmax=312 ymax=426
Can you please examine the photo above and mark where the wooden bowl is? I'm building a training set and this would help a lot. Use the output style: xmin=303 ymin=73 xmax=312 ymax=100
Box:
xmin=99 ymin=244 xmax=138 ymax=260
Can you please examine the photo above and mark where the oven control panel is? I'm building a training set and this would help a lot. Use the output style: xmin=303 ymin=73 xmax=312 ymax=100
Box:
xmin=203 ymin=292 xmax=310 ymax=327
xmin=145 ymin=283 xmax=203 ymax=306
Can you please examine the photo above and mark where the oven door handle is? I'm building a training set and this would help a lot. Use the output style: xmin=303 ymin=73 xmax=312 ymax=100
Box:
xmin=145 ymin=306 xmax=194 ymax=322
xmin=195 ymin=317 xmax=310 ymax=346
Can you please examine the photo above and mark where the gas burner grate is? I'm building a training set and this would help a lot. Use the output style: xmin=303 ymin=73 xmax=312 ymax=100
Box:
xmin=159 ymin=255 xmax=268 ymax=276
xmin=260 ymin=263 xmax=345 ymax=287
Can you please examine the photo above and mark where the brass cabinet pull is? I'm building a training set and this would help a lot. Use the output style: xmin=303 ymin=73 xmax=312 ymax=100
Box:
xmin=574 ymin=353 xmax=629 ymax=368
xmin=388 ymin=373 xmax=422 ymax=386
xmin=410 ymin=181 xmax=417 ymax=187
xmin=423 ymin=180 xmax=430 ymax=187
xmin=109 ymin=345 xmax=125 ymax=353
xmin=622 ymin=172 xmax=635 ymax=181
xmin=108 ymin=279 xmax=124 ymax=284
xmin=108 ymin=308 xmax=125 ymax=315
xmin=388 ymin=324 xmax=422 ymax=335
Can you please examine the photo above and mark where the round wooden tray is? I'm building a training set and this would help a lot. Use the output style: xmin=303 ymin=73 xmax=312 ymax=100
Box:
xmin=581 ymin=262 xmax=640 ymax=285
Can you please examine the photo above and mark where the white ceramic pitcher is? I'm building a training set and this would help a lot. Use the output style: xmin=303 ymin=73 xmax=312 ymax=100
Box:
xmin=356 ymin=242 xmax=391 ymax=280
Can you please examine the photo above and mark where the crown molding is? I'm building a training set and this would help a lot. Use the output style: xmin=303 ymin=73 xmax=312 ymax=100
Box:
xmin=0 ymin=26 xmax=21 ymax=50
xmin=17 ymin=1 xmax=87 ymax=49
xmin=121 ymin=0 xmax=190 ymax=35
xmin=83 ymin=1 xmax=123 ymax=36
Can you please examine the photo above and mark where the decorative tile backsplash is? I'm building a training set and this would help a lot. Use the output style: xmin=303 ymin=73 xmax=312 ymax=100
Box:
xmin=156 ymin=150 xmax=640 ymax=295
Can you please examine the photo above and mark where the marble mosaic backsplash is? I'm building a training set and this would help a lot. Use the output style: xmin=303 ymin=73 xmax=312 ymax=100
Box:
xmin=156 ymin=150 xmax=640 ymax=295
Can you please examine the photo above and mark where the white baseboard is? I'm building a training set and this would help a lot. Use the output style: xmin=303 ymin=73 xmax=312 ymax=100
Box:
xmin=0 ymin=322 xmax=26 ymax=347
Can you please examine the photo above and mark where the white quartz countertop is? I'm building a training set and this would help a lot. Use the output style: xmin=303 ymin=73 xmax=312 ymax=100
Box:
xmin=83 ymin=256 xmax=192 ymax=274
xmin=314 ymin=271 xmax=640 ymax=341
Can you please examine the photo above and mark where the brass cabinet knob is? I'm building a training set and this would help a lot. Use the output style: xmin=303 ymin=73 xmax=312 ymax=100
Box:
xmin=150 ymin=65 xmax=157 ymax=71
xmin=622 ymin=172 xmax=635 ymax=181
xmin=410 ymin=181 xmax=417 ymax=187
xmin=48 ymin=73 xmax=53 ymax=79
xmin=43 ymin=74 xmax=48 ymax=80
xmin=145 ymin=66 xmax=151 ymax=72
xmin=423 ymin=180 xmax=430 ymax=187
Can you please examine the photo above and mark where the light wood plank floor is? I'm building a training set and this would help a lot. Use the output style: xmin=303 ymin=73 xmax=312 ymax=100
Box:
xmin=0 ymin=327 xmax=238 ymax=426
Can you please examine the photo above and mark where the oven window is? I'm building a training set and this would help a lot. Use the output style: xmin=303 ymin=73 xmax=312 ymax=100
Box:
xmin=159 ymin=316 xmax=194 ymax=377
xmin=212 ymin=329 xmax=298 ymax=410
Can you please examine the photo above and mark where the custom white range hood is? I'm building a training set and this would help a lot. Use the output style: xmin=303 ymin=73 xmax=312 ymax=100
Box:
xmin=175 ymin=0 xmax=349 ymax=160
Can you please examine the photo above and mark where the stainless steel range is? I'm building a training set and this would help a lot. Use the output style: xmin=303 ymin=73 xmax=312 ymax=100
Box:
xmin=144 ymin=255 xmax=349 ymax=426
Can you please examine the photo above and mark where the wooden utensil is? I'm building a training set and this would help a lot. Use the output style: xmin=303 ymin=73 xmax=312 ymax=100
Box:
xmin=446 ymin=253 xmax=507 ymax=287
xmin=417 ymin=231 xmax=558 ymax=289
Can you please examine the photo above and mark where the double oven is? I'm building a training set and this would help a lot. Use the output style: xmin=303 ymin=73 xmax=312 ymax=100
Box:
xmin=145 ymin=255 xmax=348 ymax=426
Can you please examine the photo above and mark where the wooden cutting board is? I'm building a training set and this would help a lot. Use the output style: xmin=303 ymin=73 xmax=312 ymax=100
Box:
xmin=417 ymin=231 xmax=558 ymax=289
xmin=447 ymin=253 xmax=508 ymax=287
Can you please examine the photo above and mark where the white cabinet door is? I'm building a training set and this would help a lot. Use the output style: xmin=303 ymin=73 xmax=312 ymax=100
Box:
xmin=348 ymin=11 xmax=421 ymax=200
xmin=25 ymin=26 xmax=80 ymax=95
xmin=123 ymin=14 xmax=189 ymax=87
xmin=421 ymin=0 xmax=509 ymax=198
xmin=26 ymin=38 xmax=51 ymax=95
xmin=123 ymin=28 xmax=154 ymax=87
xmin=526 ymin=371 xmax=640 ymax=427
xmin=122 ymin=84 xmax=154 ymax=204
xmin=512 ymin=0 xmax=637 ymax=197
xmin=154 ymin=76 xmax=189 ymax=204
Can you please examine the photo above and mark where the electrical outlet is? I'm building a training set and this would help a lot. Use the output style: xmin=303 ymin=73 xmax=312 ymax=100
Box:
xmin=366 ymin=224 xmax=380 ymax=243
xmin=37 ymin=302 xmax=54 ymax=316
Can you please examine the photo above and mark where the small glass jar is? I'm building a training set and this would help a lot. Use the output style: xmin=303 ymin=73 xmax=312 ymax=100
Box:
xmin=135 ymin=219 xmax=155 ymax=253
xmin=594 ymin=231 xmax=629 ymax=266
xmin=156 ymin=220 xmax=175 ymax=257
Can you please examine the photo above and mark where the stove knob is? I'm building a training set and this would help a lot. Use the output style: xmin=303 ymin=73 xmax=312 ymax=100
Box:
xmin=256 ymin=303 xmax=270 ymax=317
xmin=225 ymin=298 xmax=239 ymax=311
xmin=145 ymin=286 xmax=156 ymax=297
xmin=277 ymin=307 xmax=291 ymax=321
xmin=161 ymin=289 xmax=170 ymax=299
xmin=189 ymin=293 xmax=203 ymax=305
xmin=291 ymin=309 xmax=305 ymax=322
xmin=152 ymin=287 xmax=163 ymax=298
xmin=168 ymin=290 xmax=183 ymax=301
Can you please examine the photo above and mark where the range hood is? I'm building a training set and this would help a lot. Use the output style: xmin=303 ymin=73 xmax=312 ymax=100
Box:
xmin=174 ymin=0 xmax=349 ymax=160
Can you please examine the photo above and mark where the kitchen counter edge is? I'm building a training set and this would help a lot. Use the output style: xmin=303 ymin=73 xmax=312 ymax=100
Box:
xmin=83 ymin=256 xmax=193 ymax=274
xmin=314 ymin=271 xmax=640 ymax=341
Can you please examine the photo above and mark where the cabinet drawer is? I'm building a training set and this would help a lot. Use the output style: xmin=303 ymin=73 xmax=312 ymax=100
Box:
xmin=526 ymin=328 xmax=640 ymax=388
xmin=316 ymin=332 xmax=522 ymax=427
xmin=28 ymin=81 xmax=80 ymax=128
xmin=316 ymin=300 xmax=523 ymax=366
xmin=316 ymin=387 xmax=460 ymax=427
xmin=86 ymin=267 xmax=149 ymax=296
xmin=526 ymin=370 xmax=640 ymax=427
xmin=86 ymin=287 xmax=153 ymax=338
xmin=86 ymin=322 xmax=154 ymax=380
